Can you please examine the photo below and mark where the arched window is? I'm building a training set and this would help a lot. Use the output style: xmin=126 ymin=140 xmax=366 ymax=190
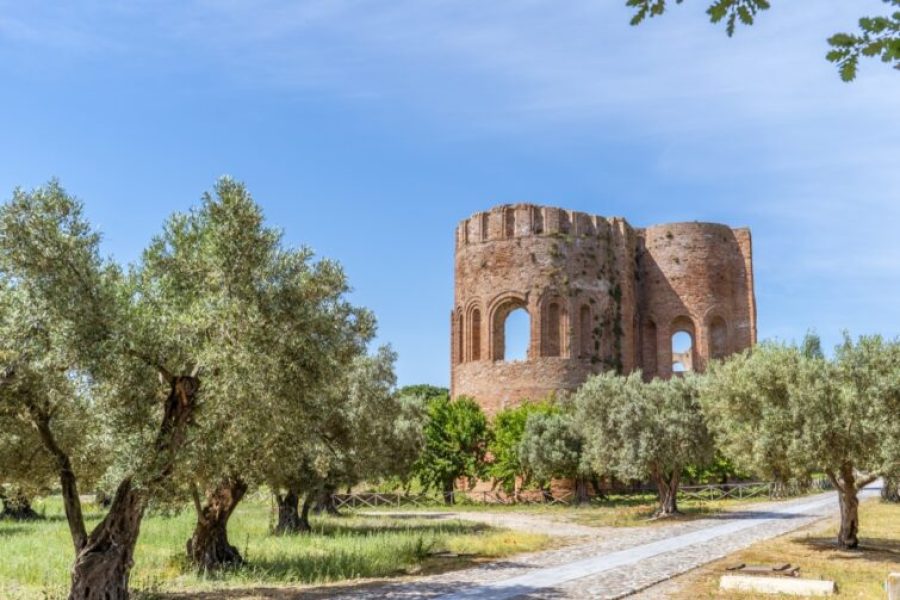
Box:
xmin=670 ymin=316 xmax=695 ymax=374
xmin=492 ymin=298 xmax=530 ymax=362
xmin=579 ymin=305 xmax=592 ymax=358
xmin=505 ymin=207 xmax=516 ymax=238
xmin=543 ymin=302 xmax=562 ymax=357
xmin=709 ymin=316 xmax=727 ymax=360
xmin=471 ymin=309 xmax=482 ymax=361
xmin=503 ymin=308 xmax=530 ymax=361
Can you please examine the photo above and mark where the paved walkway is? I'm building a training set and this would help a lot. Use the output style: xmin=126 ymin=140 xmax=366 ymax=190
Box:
xmin=332 ymin=488 xmax=875 ymax=599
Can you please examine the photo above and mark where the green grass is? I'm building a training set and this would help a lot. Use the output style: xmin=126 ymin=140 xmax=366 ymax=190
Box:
xmin=0 ymin=493 xmax=549 ymax=599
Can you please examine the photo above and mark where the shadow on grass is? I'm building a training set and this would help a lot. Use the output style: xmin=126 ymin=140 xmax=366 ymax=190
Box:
xmin=0 ymin=524 xmax=29 ymax=537
xmin=797 ymin=536 xmax=900 ymax=564
xmin=157 ymin=519 xmax=502 ymax=588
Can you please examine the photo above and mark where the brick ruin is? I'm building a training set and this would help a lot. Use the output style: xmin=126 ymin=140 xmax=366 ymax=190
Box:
xmin=450 ymin=203 xmax=756 ymax=415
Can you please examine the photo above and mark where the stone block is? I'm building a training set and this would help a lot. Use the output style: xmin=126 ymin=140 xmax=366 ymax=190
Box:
xmin=888 ymin=573 xmax=900 ymax=600
xmin=720 ymin=575 xmax=835 ymax=596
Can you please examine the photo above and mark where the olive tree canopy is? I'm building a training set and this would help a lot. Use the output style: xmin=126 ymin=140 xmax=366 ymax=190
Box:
xmin=575 ymin=372 xmax=714 ymax=517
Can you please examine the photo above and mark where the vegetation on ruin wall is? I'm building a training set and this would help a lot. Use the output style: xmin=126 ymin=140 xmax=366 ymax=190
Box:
xmin=547 ymin=224 xmax=623 ymax=371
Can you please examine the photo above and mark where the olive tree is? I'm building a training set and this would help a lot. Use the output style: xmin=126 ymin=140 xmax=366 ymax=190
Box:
xmin=519 ymin=410 xmax=592 ymax=504
xmin=575 ymin=372 xmax=714 ymax=517
xmin=700 ymin=342 xmax=813 ymax=493
xmin=883 ymin=477 xmax=900 ymax=503
xmin=0 ymin=181 xmax=203 ymax=599
xmin=134 ymin=179 xmax=379 ymax=568
xmin=703 ymin=334 xmax=900 ymax=548
xmin=795 ymin=335 xmax=900 ymax=548
xmin=269 ymin=347 xmax=426 ymax=534
xmin=0 ymin=310 xmax=105 ymax=521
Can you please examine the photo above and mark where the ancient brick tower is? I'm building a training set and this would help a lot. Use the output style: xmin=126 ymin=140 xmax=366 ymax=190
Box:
xmin=450 ymin=204 xmax=756 ymax=415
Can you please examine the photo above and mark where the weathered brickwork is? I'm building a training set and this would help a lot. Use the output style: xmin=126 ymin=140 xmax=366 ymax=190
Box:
xmin=450 ymin=203 xmax=756 ymax=415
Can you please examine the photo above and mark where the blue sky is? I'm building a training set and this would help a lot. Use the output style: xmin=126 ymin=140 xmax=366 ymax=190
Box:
xmin=1 ymin=1 xmax=898 ymax=387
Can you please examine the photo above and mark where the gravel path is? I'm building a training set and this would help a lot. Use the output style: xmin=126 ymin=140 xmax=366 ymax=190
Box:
xmin=330 ymin=489 xmax=874 ymax=599
xmin=164 ymin=490 xmax=870 ymax=600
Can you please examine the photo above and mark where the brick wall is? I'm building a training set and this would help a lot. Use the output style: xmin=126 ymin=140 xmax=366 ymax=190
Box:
xmin=450 ymin=203 xmax=756 ymax=414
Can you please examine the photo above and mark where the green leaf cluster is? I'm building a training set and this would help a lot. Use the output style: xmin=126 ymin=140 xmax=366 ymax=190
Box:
xmin=574 ymin=371 xmax=714 ymax=487
xmin=626 ymin=0 xmax=900 ymax=80
xmin=411 ymin=394 xmax=490 ymax=498
xmin=487 ymin=400 xmax=557 ymax=493
xmin=827 ymin=0 xmax=900 ymax=81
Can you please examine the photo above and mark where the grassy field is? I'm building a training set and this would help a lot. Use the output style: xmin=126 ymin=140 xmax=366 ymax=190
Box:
xmin=0 ymin=493 xmax=550 ymax=600
xmin=664 ymin=499 xmax=900 ymax=599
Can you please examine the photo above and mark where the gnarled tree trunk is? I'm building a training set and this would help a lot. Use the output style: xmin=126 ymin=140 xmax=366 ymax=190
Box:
xmin=837 ymin=485 xmax=860 ymax=549
xmin=274 ymin=488 xmax=311 ymax=534
xmin=69 ymin=479 xmax=144 ymax=600
xmin=67 ymin=373 xmax=200 ymax=599
xmin=187 ymin=478 xmax=248 ymax=569
xmin=882 ymin=477 xmax=900 ymax=503
xmin=300 ymin=492 xmax=314 ymax=531
xmin=0 ymin=488 xmax=41 ymax=520
xmin=828 ymin=465 xmax=862 ymax=550
xmin=653 ymin=469 xmax=681 ymax=518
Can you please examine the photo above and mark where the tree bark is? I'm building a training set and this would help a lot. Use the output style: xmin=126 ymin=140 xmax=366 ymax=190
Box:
xmin=882 ymin=477 xmax=900 ymax=503
xmin=186 ymin=477 xmax=248 ymax=569
xmin=828 ymin=465 xmax=861 ymax=549
xmin=771 ymin=479 xmax=788 ymax=499
xmin=653 ymin=469 xmax=681 ymax=518
xmin=442 ymin=479 xmax=455 ymax=505
xmin=314 ymin=484 xmax=340 ymax=516
xmin=574 ymin=476 xmax=590 ymax=506
xmin=299 ymin=492 xmax=314 ymax=531
xmin=68 ymin=374 xmax=200 ymax=599
xmin=274 ymin=488 xmax=311 ymax=535
xmin=29 ymin=403 xmax=88 ymax=551
xmin=69 ymin=479 xmax=144 ymax=600
xmin=590 ymin=476 xmax=607 ymax=501
xmin=0 ymin=489 xmax=41 ymax=520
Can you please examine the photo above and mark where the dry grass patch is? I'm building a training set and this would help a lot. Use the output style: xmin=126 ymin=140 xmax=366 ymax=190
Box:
xmin=664 ymin=499 xmax=900 ymax=599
